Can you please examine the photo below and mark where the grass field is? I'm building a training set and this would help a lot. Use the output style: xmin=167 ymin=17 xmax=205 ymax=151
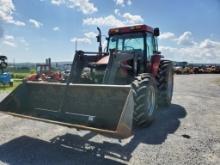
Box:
xmin=0 ymin=79 xmax=22 ymax=93
xmin=13 ymin=72 xmax=30 ymax=79
xmin=0 ymin=70 xmax=32 ymax=93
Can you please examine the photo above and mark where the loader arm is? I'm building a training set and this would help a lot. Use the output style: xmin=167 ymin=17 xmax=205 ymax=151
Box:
xmin=70 ymin=51 xmax=99 ymax=83
xmin=103 ymin=50 xmax=140 ymax=84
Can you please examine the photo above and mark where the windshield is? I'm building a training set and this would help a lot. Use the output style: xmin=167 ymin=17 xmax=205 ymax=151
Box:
xmin=108 ymin=33 xmax=144 ymax=52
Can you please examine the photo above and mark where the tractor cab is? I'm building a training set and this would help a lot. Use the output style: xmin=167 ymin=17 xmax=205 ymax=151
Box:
xmin=91 ymin=25 xmax=161 ymax=83
xmin=97 ymin=24 xmax=159 ymax=61
xmin=36 ymin=64 xmax=51 ymax=74
xmin=107 ymin=24 xmax=159 ymax=52
xmin=107 ymin=25 xmax=160 ymax=68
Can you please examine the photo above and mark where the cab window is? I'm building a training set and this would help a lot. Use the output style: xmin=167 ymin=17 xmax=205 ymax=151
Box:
xmin=108 ymin=33 xmax=144 ymax=52
xmin=146 ymin=33 xmax=155 ymax=60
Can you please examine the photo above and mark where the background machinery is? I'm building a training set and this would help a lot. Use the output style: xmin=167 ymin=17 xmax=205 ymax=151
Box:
xmin=0 ymin=24 xmax=174 ymax=138
xmin=27 ymin=58 xmax=63 ymax=82
xmin=0 ymin=55 xmax=13 ymax=86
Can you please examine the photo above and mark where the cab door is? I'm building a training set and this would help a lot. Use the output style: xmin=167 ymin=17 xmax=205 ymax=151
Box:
xmin=146 ymin=33 xmax=155 ymax=61
xmin=146 ymin=32 xmax=160 ymax=76
xmin=146 ymin=33 xmax=155 ymax=71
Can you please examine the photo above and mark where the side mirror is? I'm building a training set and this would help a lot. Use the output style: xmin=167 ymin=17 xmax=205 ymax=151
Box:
xmin=154 ymin=28 xmax=160 ymax=37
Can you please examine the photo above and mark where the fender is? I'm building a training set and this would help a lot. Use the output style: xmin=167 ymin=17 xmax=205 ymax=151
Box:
xmin=150 ymin=54 xmax=163 ymax=77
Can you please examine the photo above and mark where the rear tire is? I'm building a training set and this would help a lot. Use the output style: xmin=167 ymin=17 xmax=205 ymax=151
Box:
xmin=156 ymin=60 xmax=174 ymax=107
xmin=132 ymin=74 xmax=157 ymax=127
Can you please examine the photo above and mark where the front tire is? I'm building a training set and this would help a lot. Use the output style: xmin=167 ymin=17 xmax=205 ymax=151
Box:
xmin=132 ymin=74 xmax=157 ymax=127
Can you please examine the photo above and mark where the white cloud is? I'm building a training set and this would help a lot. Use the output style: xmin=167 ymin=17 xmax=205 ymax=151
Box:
xmin=176 ymin=31 xmax=196 ymax=46
xmin=0 ymin=0 xmax=26 ymax=26
xmin=70 ymin=37 xmax=91 ymax=44
xmin=122 ymin=12 xmax=144 ymax=24
xmin=199 ymin=39 xmax=220 ymax=49
xmin=83 ymin=15 xmax=125 ymax=27
xmin=84 ymin=31 xmax=97 ymax=38
xmin=50 ymin=0 xmax=98 ymax=14
xmin=159 ymin=32 xmax=176 ymax=40
xmin=2 ymin=34 xmax=16 ymax=47
xmin=159 ymin=31 xmax=196 ymax=46
xmin=158 ymin=31 xmax=220 ymax=62
xmin=2 ymin=34 xmax=29 ymax=48
xmin=159 ymin=38 xmax=220 ymax=63
xmin=12 ymin=20 xmax=26 ymax=26
xmin=114 ymin=9 xmax=120 ymax=16
xmin=68 ymin=0 xmax=98 ymax=14
xmin=29 ymin=19 xmax=43 ymax=28
xmin=70 ymin=31 xmax=97 ymax=45
xmin=127 ymin=0 xmax=132 ymax=5
xmin=114 ymin=0 xmax=132 ymax=6
xmin=83 ymin=12 xmax=144 ymax=27
xmin=4 ymin=34 xmax=14 ymax=40
xmin=53 ymin=26 xmax=60 ymax=31
xmin=51 ymin=0 xmax=65 ymax=5
xmin=20 ymin=38 xmax=29 ymax=46
xmin=3 ymin=40 xmax=16 ymax=47
xmin=115 ymin=0 xmax=123 ymax=5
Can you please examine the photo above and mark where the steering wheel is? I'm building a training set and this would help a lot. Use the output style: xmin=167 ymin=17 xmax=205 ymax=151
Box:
xmin=123 ymin=46 xmax=135 ymax=51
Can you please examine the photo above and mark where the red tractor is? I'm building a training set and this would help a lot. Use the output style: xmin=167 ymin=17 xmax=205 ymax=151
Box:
xmin=27 ymin=64 xmax=62 ymax=82
xmin=71 ymin=24 xmax=174 ymax=126
xmin=1 ymin=24 xmax=174 ymax=138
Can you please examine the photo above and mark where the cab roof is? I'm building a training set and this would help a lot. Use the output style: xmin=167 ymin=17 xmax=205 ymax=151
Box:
xmin=108 ymin=24 xmax=154 ymax=35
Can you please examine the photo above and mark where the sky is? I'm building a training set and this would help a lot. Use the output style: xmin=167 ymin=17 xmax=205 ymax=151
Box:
xmin=0 ymin=0 xmax=220 ymax=63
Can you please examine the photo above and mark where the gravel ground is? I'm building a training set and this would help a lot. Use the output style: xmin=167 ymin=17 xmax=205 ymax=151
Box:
xmin=0 ymin=74 xmax=220 ymax=165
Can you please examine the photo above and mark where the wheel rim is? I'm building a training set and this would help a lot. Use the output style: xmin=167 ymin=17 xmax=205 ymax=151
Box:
xmin=167 ymin=70 xmax=173 ymax=100
xmin=146 ymin=85 xmax=156 ymax=116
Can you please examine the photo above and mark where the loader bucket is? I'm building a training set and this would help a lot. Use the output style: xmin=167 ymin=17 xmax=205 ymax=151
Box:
xmin=0 ymin=81 xmax=134 ymax=138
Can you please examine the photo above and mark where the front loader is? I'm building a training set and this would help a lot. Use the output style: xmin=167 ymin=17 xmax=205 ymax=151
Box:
xmin=0 ymin=24 xmax=174 ymax=138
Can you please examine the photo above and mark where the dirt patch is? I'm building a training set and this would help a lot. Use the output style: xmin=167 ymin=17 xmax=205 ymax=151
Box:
xmin=214 ymin=78 xmax=220 ymax=86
